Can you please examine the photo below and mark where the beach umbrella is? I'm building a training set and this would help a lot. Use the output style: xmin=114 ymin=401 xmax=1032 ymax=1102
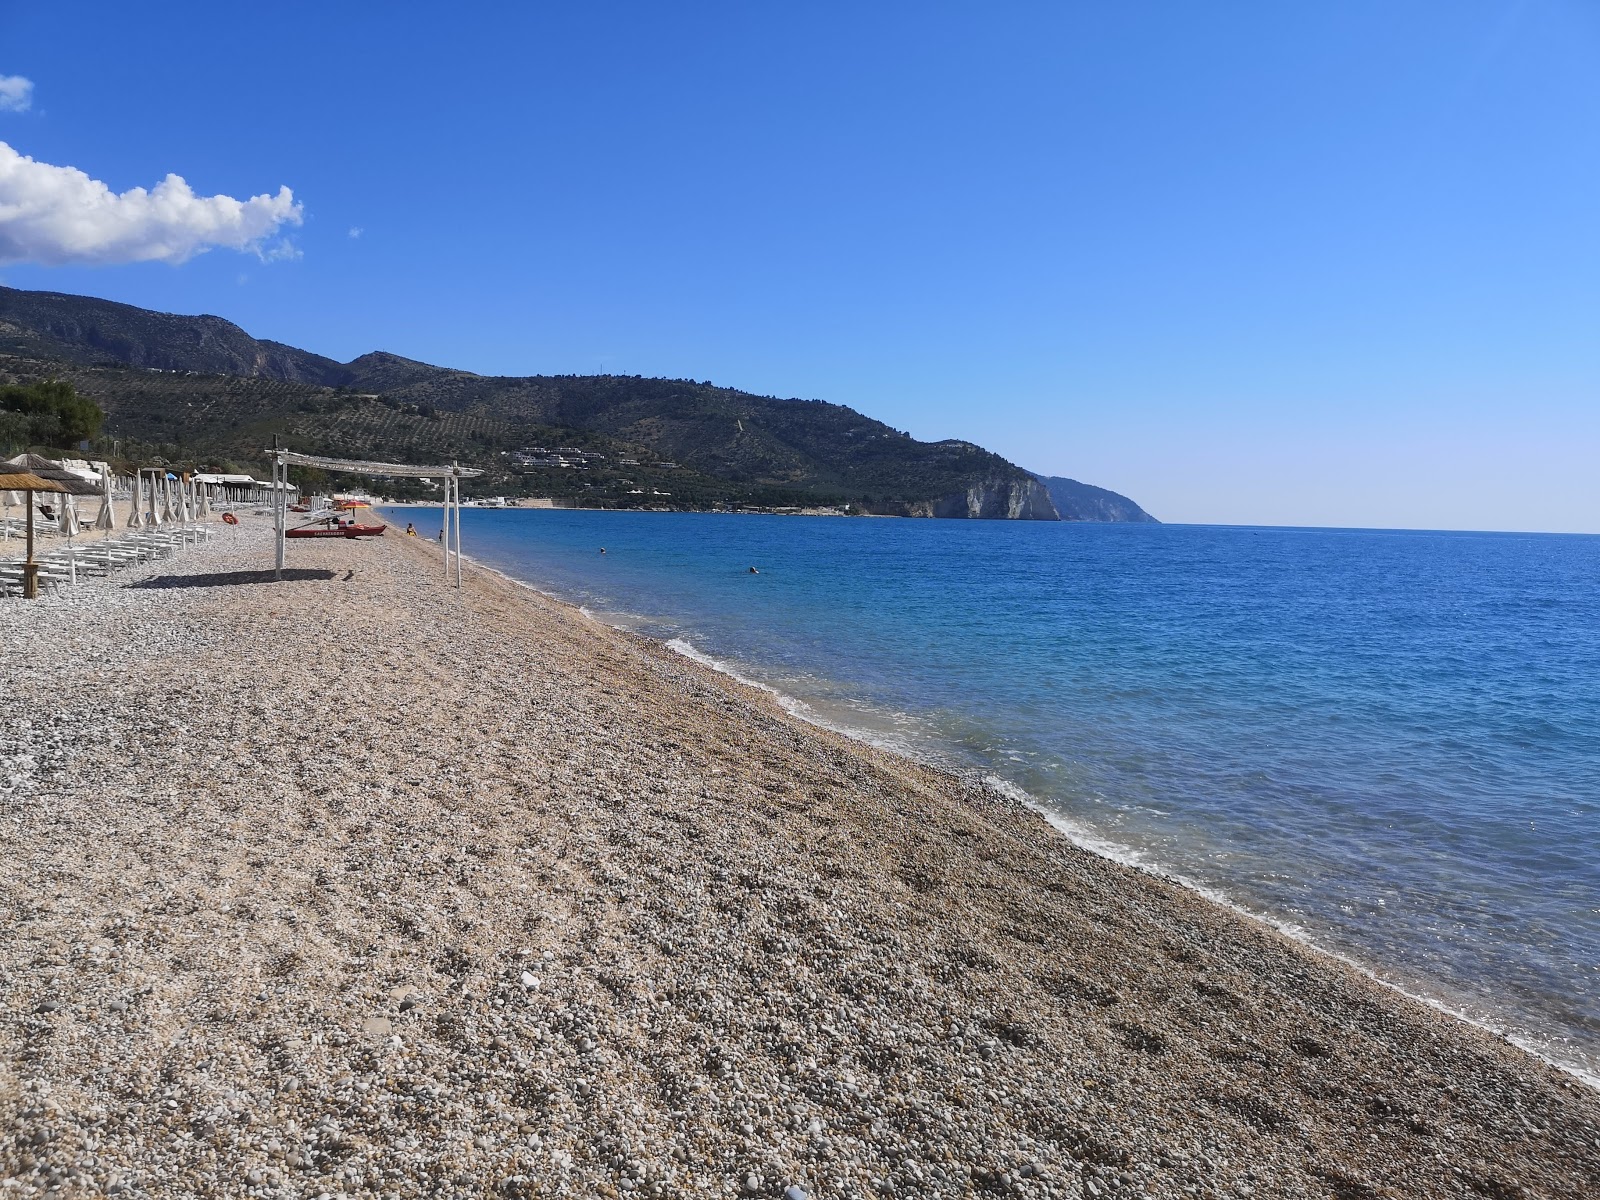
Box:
xmin=127 ymin=472 xmax=145 ymax=529
xmin=2 ymin=453 xmax=103 ymax=499
xmin=94 ymin=465 xmax=117 ymax=530
xmin=0 ymin=470 xmax=69 ymax=599
xmin=61 ymin=493 xmax=80 ymax=539
xmin=197 ymin=481 xmax=211 ymax=518
xmin=148 ymin=473 xmax=164 ymax=526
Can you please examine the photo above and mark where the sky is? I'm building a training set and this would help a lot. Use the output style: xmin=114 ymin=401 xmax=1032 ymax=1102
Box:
xmin=1 ymin=1 xmax=1597 ymax=531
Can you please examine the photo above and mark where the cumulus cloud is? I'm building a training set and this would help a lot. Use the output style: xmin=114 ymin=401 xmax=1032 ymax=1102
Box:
xmin=348 ymin=225 xmax=362 ymax=239
xmin=0 ymin=76 xmax=32 ymax=113
xmin=0 ymin=142 xmax=303 ymax=266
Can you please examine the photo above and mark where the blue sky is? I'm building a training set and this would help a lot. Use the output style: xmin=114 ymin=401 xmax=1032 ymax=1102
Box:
xmin=1 ymin=2 xmax=1597 ymax=530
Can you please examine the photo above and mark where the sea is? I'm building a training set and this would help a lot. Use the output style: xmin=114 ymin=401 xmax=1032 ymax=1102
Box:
xmin=386 ymin=507 xmax=1600 ymax=1085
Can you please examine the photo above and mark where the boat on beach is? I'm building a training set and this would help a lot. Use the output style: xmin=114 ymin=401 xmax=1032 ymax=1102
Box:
xmin=286 ymin=510 xmax=387 ymax=538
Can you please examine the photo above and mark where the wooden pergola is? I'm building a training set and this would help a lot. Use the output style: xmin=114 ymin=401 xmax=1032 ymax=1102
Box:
xmin=269 ymin=449 xmax=484 ymax=585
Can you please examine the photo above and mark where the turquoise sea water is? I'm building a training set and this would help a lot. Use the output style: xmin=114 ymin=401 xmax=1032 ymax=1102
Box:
xmin=387 ymin=508 xmax=1600 ymax=1082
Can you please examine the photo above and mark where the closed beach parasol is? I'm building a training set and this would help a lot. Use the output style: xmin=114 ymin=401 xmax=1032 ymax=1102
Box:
xmin=94 ymin=464 xmax=117 ymax=530
xmin=127 ymin=471 xmax=145 ymax=529
xmin=0 ymin=469 xmax=70 ymax=599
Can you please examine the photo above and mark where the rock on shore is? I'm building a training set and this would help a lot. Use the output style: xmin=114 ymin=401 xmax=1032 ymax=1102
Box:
xmin=1 ymin=525 xmax=1596 ymax=1200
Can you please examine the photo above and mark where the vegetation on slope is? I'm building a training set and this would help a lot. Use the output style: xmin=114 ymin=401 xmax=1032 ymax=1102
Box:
xmin=0 ymin=379 xmax=104 ymax=455
xmin=1034 ymin=474 xmax=1159 ymax=523
xmin=0 ymin=285 xmax=1147 ymax=519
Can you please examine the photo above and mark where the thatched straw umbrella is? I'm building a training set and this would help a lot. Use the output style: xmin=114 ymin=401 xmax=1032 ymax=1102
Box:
xmin=0 ymin=470 xmax=70 ymax=598
xmin=2 ymin=455 xmax=104 ymax=499
xmin=2 ymin=454 xmax=107 ymax=589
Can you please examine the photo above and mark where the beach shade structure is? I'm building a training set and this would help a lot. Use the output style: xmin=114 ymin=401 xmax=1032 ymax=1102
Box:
xmin=265 ymin=447 xmax=482 ymax=583
xmin=2 ymin=453 xmax=105 ymax=501
xmin=197 ymin=481 xmax=211 ymax=519
xmin=94 ymin=464 xmax=117 ymax=530
xmin=0 ymin=470 xmax=69 ymax=598
xmin=61 ymin=493 xmax=80 ymax=539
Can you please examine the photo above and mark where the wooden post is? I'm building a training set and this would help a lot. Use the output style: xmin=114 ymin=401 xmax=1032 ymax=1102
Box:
xmin=442 ymin=473 xmax=452 ymax=580
xmin=274 ymin=440 xmax=286 ymax=579
xmin=21 ymin=488 xmax=37 ymax=599
xmin=453 ymin=463 xmax=463 ymax=588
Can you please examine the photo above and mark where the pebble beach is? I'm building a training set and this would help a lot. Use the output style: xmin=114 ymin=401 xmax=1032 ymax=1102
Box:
xmin=2 ymin=522 xmax=1597 ymax=1200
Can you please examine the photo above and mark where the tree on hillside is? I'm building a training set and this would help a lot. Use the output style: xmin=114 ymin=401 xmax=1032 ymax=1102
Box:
xmin=0 ymin=379 xmax=104 ymax=451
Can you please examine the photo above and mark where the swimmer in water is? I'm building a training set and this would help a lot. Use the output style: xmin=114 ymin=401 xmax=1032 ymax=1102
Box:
xmin=748 ymin=566 xmax=760 ymax=574
xmin=600 ymin=547 xmax=606 ymax=554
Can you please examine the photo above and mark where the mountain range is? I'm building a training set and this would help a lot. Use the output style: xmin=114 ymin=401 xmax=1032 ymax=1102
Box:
xmin=0 ymin=285 xmax=1155 ymax=522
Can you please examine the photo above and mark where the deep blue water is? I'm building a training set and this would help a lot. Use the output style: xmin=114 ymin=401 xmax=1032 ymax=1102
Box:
xmin=389 ymin=508 xmax=1600 ymax=1082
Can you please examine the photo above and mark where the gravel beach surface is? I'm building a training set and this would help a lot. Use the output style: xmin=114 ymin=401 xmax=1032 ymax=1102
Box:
xmin=3 ymin=522 xmax=1597 ymax=1200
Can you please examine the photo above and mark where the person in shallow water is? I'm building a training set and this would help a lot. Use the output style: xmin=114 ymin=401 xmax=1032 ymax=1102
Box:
xmin=406 ymin=523 xmax=416 ymax=536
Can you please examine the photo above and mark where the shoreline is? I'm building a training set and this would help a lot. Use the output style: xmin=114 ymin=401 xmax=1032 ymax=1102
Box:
xmin=428 ymin=524 xmax=1600 ymax=1095
xmin=3 ymin=524 xmax=1597 ymax=1198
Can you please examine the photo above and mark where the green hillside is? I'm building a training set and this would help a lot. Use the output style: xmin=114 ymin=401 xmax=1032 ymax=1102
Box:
xmin=0 ymin=284 xmax=1149 ymax=519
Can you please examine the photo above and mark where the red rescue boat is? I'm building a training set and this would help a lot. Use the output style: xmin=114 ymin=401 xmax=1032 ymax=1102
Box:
xmin=286 ymin=513 xmax=388 ymax=538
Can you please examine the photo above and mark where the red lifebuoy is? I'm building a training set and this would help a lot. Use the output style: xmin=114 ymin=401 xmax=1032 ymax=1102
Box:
xmin=222 ymin=512 xmax=239 ymax=525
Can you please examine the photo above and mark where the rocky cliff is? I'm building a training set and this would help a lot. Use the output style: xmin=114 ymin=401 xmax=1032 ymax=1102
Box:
xmin=923 ymin=476 xmax=1060 ymax=520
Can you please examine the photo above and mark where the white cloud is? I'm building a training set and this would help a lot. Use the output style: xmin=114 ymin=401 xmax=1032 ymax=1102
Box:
xmin=348 ymin=225 xmax=363 ymax=239
xmin=0 ymin=141 xmax=304 ymax=266
xmin=257 ymin=237 xmax=302 ymax=263
xmin=0 ymin=76 xmax=32 ymax=113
